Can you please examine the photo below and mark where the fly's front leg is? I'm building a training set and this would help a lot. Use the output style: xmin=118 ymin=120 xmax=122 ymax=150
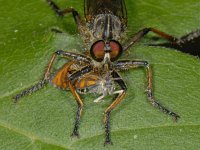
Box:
xmin=13 ymin=50 xmax=90 ymax=102
xmin=123 ymin=28 xmax=178 ymax=51
xmin=56 ymin=50 xmax=91 ymax=63
xmin=104 ymin=92 xmax=126 ymax=145
xmin=103 ymin=71 xmax=127 ymax=145
xmin=114 ymin=60 xmax=180 ymax=121
xmin=13 ymin=52 xmax=57 ymax=102
xmin=68 ymin=82 xmax=83 ymax=137
xmin=67 ymin=65 xmax=92 ymax=137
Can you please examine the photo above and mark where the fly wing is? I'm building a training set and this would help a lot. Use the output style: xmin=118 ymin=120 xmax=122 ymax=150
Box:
xmin=84 ymin=0 xmax=127 ymax=25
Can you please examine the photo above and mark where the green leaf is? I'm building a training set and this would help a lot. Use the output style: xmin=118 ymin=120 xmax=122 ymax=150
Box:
xmin=0 ymin=0 xmax=200 ymax=150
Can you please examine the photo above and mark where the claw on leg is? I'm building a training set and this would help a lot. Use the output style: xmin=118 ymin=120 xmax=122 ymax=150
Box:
xmin=71 ymin=130 xmax=80 ymax=138
xmin=104 ymin=140 xmax=113 ymax=146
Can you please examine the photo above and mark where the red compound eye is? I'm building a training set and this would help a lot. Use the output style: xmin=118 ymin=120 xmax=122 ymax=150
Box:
xmin=90 ymin=40 xmax=123 ymax=62
xmin=109 ymin=40 xmax=123 ymax=61
xmin=90 ymin=40 xmax=105 ymax=62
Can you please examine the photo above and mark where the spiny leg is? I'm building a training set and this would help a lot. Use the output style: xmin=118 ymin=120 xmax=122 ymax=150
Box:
xmin=114 ymin=60 xmax=180 ymax=121
xmin=68 ymin=81 xmax=84 ymax=137
xmin=46 ymin=0 xmax=82 ymax=25
xmin=13 ymin=53 xmax=57 ymax=102
xmin=56 ymin=50 xmax=91 ymax=63
xmin=46 ymin=0 xmax=90 ymax=54
xmin=123 ymin=28 xmax=178 ymax=51
xmin=68 ymin=66 xmax=92 ymax=81
xmin=103 ymin=71 xmax=127 ymax=145
xmin=13 ymin=50 xmax=90 ymax=102
xmin=67 ymin=64 xmax=93 ymax=137
xmin=144 ymin=62 xmax=180 ymax=121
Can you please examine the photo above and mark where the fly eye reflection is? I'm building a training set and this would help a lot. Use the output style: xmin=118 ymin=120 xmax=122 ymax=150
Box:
xmin=90 ymin=40 xmax=123 ymax=62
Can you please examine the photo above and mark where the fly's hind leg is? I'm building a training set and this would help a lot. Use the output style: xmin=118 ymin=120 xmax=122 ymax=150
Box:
xmin=46 ymin=0 xmax=89 ymax=43
xmin=46 ymin=0 xmax=82 ymax=25
xmin=103 ymin=71 xmax=127 ymax=145
xmin=114 ymin=60 xmax=180 ymax=121
xmin=123 ymin=28 xmax=179 ymax=51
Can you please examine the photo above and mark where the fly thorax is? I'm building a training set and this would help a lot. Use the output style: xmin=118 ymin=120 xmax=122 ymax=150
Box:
xmin=92 ymin=14 xmax=122 ymax=40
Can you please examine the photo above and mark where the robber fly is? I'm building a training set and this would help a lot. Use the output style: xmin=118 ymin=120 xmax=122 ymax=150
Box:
xmin=14 ymin=0 xmax=180 ymax=145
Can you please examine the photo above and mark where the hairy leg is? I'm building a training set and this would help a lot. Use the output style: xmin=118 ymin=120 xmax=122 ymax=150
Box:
xmin=13 ymin=50 xmax=90 ymax=102
xmin=103 ymin=71 xmax=127 ymax=145
xmin=123 ymin=28 xmax=178 ymax=51
xmin=114 ymin=60 xmax=180 ymax=121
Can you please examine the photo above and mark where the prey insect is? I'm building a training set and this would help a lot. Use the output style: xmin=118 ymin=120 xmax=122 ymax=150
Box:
xmin=14 ymin=0 xmax=180 ymax=145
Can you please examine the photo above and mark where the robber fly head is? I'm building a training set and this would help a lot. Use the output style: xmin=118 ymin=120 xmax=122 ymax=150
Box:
xmin=89 ymin=15 xmax=123 ymax=63
xmin=90 ymin=40 xmax=123 ymax=63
